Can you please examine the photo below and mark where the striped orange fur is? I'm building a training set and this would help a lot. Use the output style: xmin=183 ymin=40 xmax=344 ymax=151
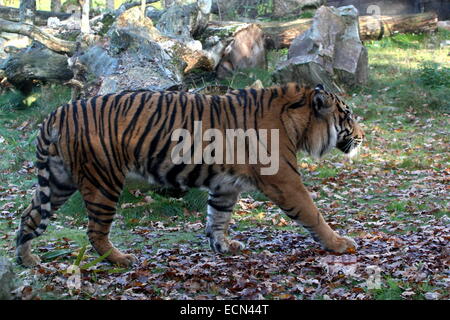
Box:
xmin=16 ymin=83 xmax=364 ymax=267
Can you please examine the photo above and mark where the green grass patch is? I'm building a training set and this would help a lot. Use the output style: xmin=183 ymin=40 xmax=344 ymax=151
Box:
xmin=58 ymin=192 xmax=86 ymax=223
xmin=315 ymin=167 xmax=338 ymax=179
xmin=371 ymin=278 xmax=403 ymax=300
xmin=183 ymin=188 xmax=208 ymax=213
xmin=433 ymin=210 xmax=450 ymax=219
xmin=152 ymin=232 xmax=200 ymax=246
xmin=299 ymin=10 xmax=315 ymax=19
xmin=0 ymin=90 xmax=27 ymax=109
xmin=365 ymin=33 xmax=427 ymax=50
xmin=398 ymin=158 xmax=426 ymax=170
xmin=386 ymin=201 xmax=408 ymax=213
xmin=222 ymin=67 xmax=274 ymax=88
xmin=417 ymin=61 xmax=450 ymax=89
xmin=243 ymin=191 xmax=269 ymax=202
xmin=350 ymin=30 xmax=450 ymax=113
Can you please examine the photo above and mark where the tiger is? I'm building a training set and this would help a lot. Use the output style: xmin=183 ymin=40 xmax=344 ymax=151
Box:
xmin=16 ymin=83 xmax=364 ymax=268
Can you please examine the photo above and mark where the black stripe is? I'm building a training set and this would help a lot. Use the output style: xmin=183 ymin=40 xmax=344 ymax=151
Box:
xmin=165 ymin=164 xmax=187 ymax=188
xmin=36 ymin=161 xmax=48 ymax=170
xmin=82 ymin=167 xmax=119 ymax=203
xmin=18 ymin=232 xmax=35 ymax=244
xmin=40 ymin=209 xmax=51 ymax=218
xmin=186 ymin=164 xmax=204 ymax=187
xmin=226 ymin=95 xmax=238 ymax=128
xmin=87 ymin=229 xmax=110 ymax=236
xmin=207 ymin=200 xmax=234 ymax=212
xmin=87 ymin=215 xmax=114 ymax=225
xmin=39 ymin=191 xmax=50 ymax=204
xmin=84 ymin=200 xmax=116 ymax=213
xmin=133 ymin=96 xmax=165 ymax=160
xmin=285 ymin=160 xmax=301 ymax=177
xmin=122 ymin=92 xmax=150 ymax=158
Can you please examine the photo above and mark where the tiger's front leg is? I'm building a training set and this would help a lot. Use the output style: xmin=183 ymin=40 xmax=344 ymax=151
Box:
xmin=205 ymin=190 xmax=245 ymax=254
xmin=256 ymin=164 xmax=357 ymax=253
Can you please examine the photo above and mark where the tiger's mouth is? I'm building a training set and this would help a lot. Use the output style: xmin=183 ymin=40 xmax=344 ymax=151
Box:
xmin=337 ymin=137 xmax=363 ymax=157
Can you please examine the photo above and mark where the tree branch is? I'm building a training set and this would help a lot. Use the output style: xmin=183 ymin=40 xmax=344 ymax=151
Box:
xmin=0 ymin=17 xmax=77 ymax=54
xmin=115 ymin=0 xmax=159 ymax=15
xmin=0 ymin=6 xmax=71 ymax=26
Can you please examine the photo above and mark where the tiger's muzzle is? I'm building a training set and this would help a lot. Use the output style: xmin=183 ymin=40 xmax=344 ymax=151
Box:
xmin=337 ymin=123 xmax=364 ymax=157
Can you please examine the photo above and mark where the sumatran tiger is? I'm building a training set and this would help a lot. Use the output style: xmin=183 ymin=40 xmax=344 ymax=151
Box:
xmin=16 ymin=83 xmax=364 ymax=267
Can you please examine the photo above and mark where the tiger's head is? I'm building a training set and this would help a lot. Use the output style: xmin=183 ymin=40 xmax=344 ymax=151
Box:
xmin=282 ymin=83 xmax=365 ymax=159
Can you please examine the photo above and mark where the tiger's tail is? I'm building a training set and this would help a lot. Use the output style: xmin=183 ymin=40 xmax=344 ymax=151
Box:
xmin=16 ymin=112 xmax=57 ymax=264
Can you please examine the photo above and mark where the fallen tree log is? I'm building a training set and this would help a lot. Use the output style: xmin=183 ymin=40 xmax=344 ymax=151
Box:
xmin=359 ymin=12 xmax=438 ymax=40
xmin=1 ymin=43 xmax=73 ymax=94
xmin=115 ymin=0 xmax=160 ymax=15
xmin=0 ymin=2 xmax=159 ymax=29
xmin=244 ymin=12 xmax=439 ymax=49
xmin=0 ymin=6 xmax=71 ymax=26
xmin=259 ymin=17 xmax=312 ymax=49
xmin=0 ymin=18 xmax=76 ymax=54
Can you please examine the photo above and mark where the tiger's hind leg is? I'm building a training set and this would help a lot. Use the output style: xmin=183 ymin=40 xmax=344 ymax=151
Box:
xmin=79 ymin=180 xmax=137 ymax=267
xmin=206 ymin=188 xmax=245 ymax=254
xmin=16 ymin=156 xmax=77 ymax=267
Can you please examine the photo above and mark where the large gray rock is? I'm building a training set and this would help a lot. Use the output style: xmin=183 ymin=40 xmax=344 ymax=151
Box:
xmin=109 ymin=6 xmax=161 ymax=40
xmin=162 ymin=0 xmax=196 ymax=7
xmin=273 ymin=0 xmax=326 ymax=18
xmin=78 ymin=45 xmax=118 ymax=78
xmin=70 ymin=7 xmax=185 ymax=97
xmin=273 ymin=5 xmax=368 ymax=93
xmin=156 ymin=1 xmax=210 ymax=38
xmin=98 ymin=30 xmax=185 ymax=95
xmin=216 ymin=24 xmax=267 ymax=79
xmin=146 ymin=6 xmax=165 ymax=23
xmin=437 ymin=20 xmax=450 ymax=31
xmin=0 ymin=257 xmax=14 ymax=300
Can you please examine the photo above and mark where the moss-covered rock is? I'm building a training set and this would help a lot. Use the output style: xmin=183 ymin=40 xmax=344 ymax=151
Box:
xmin=156 ymin=2 xmax=209 ymax=38
xmin=0 ymin=257 xmax=14 ymax=300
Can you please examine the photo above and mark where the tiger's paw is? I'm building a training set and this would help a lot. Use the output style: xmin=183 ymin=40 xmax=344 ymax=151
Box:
xmin=110 ymin=253 xmax=138 ymax=268
xmin=18 ymin=253 xmax=41 ymax=268
xmin=228 ymin=240 xmax=245 ymax=254
xmin=16 ymin=242 xmax=41 ymax=267
xmin=326 ymin=236 xmax=358 ymax=254
xmin=210 ymin=238 xmax=245 ymax=255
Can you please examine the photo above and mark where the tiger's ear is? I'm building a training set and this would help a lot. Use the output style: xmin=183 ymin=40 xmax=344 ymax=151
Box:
xmin=315 ymin=84 xmax=325 ymax=91
xmin=313 ymin=85 xmax=332 ymax=115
